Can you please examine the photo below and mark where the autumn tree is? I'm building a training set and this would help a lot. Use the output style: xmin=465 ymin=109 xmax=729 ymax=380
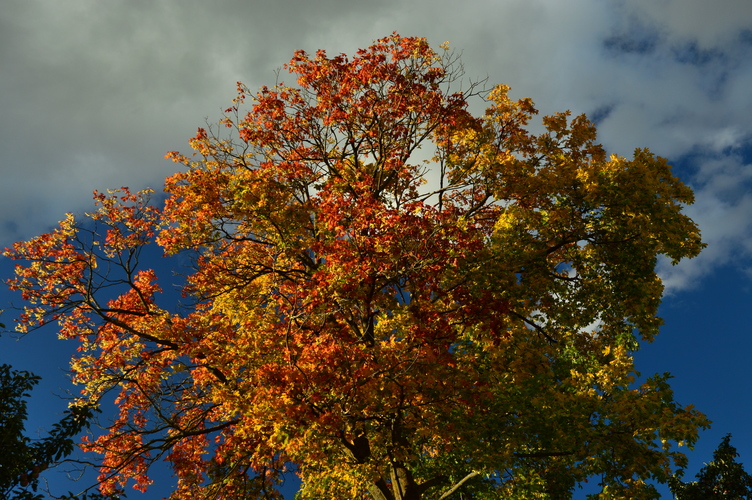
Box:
xmin=669 ymin=435 xmax=752 ymax=499
xmin=4 ymin=34 xmax=710 ymax=499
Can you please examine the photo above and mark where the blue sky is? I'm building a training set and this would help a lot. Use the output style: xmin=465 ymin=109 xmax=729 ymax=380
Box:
xmin=1 ymin=0 xmax=751 ymax=498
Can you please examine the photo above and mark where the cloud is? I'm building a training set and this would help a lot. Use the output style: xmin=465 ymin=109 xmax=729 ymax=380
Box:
xmin=0 ymin=0 xmax=408 ymax=243
xmin=659 ymin=146 xmax=752 ymax=292
xmin=1 ymin=0 xmax=751 ymax=294
xmin=615 ymin=0 xmax=752 ymax=50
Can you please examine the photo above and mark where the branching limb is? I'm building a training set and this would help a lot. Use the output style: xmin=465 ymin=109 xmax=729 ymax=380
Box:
xmin=437 ymin=470 xmax=480 ymax=500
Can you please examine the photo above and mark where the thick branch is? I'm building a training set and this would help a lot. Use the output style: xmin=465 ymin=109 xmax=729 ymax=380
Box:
xmin=369 ymin=478 xmax=393 ymax=500
xmin=437 ymin=470 xmax=480 ymax=500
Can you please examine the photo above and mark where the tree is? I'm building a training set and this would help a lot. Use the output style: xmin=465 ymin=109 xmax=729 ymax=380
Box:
xmin=4 ymin=34 xmax=710 ymax=499
xmin=0 ymin=363 xmax=39 ymax=498
xmin=0 ymin=364 xmax=106 ymax=500
xmin=669 ymin=435 xmax=752 ymax=499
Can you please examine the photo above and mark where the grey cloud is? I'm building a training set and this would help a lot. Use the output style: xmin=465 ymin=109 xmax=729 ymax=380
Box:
xmin=616 ymin=0 xmax=752 ymax=50
xmin=0 ymin=0 xmax=403 ymax=244
xmin=1 ymin=0 xmax=751 ymax=293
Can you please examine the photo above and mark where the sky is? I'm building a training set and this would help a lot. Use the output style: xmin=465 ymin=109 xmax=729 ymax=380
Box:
xmin=1 ymin=0 xmax=751 ymax=498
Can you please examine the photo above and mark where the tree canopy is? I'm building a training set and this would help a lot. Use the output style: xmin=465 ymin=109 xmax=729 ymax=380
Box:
xmin=0 ymin=364 xmax=103 ymax=500
xmin=669 ymin=435 xmax=752 ymax=499
xmin=0 ymin=363 xmax=41 ymax=498
xmin=4 ymin=34 xmax=709 ymax=499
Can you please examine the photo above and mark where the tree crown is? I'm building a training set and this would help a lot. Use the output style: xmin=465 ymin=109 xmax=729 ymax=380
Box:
xmin=5 ymin=34 xmax=708 ymax=500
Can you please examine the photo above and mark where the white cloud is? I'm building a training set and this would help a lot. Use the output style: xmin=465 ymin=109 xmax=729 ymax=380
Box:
xmin=659 ymin=151 xmax=752 ymax=293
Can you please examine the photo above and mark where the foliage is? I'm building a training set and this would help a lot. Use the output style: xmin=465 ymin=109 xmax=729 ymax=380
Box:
xmin=669 ymin=435 xmax=752 ymax=499
xmin=0 ymin=364 xmax=38 ymax=498
xmin=0 ymin=364 xmax=112 ymax=500
xmin=4 ymin=34 xmax=710 ymax=499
